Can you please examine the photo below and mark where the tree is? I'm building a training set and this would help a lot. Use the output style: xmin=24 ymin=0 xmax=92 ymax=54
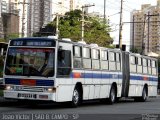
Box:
xmin=0 ymin=38 xmax=5 ymax=42
xmin=130 ymin=47 xmax=142 ymax=54
xmin=37 ymin=9 xmax=113 ymax=47
xmin=3 ymin=33 xmax=19 ymax=42
xmin=33 ymin=23 xmax=56 ymax=37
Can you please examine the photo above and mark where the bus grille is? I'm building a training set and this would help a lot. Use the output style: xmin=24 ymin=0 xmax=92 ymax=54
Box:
xmin=15 ymin=86 xmax=45 ymax=92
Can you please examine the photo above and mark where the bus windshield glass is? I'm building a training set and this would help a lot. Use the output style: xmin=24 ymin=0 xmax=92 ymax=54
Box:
xmin=5 ymin=48 xmax=55 ymax=77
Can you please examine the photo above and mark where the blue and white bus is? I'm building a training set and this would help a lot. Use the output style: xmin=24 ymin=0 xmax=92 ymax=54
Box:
xmin=3 ymin=37 xmax=158 ymax=107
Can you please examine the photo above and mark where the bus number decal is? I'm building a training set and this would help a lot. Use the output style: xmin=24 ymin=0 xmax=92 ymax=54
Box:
xmin=20 ymin=79 xmax=36 ymax=86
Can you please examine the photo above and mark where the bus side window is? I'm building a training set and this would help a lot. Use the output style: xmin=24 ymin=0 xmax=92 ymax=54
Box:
xmin=73 ymin=46 xmax=82 ymax=69
xmin=116 ymin=53 xmax=121 ymax=71
xmin=148 ymin=59 xmax=152 ymax=75
xmin=101 ymin=50 xmax=108 ymax=70
xmin=130 ymin=56 xmax=137 ymax=73
xmin=137 ymin=57 xmax=142 ymax=73
xmin=57 ymin=50 xmax=71 ymax=77
xmin=82 ymin=47 xmax=91 ymax=69
xmin=143 ymin=58 xmax=148 ymax=74
xmin=109 ymin=52 xmax=116 ymax=71
xmin=92 ymin=49 xmax=100 ymax=70
xmin=152 ymin=60 xmax=157 ymax=76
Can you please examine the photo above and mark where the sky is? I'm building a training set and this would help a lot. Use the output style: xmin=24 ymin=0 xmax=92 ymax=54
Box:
xmin=80 ymin=0 xmax=157 ymax=48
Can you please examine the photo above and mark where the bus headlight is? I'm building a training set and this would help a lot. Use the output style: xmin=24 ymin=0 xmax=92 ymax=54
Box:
xmin=44 ymin=87 xmax=56 ymax=92
xmin=5 ymin=85 xmax=13 ymax=90
xmin=47 ymin=88 xmax=53 ymax=92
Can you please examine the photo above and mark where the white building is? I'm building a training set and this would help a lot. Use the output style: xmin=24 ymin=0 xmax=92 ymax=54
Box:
xmin=52 ymin=0 xmax=82 ymax=20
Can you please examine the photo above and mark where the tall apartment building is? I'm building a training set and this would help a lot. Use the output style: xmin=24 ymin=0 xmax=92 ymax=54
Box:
xmin=1 ymin=0 xmax=8 ymax=13
xmin=2 ymin=13 xmax=19 ymax=40
xmin=130 ymin=8 xmax=147 ymax=52
xmin=144 ymin=6 xmax=160 ymax=55
xmin=27 ymin=0 xmax=52 ymax=36
xmin=8 ymin=0 xmax=19 ymax=14
xmin=130 ymin=1 xmax=160 ymax=55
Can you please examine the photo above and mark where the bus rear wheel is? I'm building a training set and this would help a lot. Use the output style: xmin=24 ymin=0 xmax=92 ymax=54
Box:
xmin=140 ymin=87 xmax=147 ymax=102
xmin=134 ymin=87 xmax=147 ymax=102
xmin=71 ymin=87 xmax=82 ymax=107
xmin=108 ymin=86 xmax=116 ymax=104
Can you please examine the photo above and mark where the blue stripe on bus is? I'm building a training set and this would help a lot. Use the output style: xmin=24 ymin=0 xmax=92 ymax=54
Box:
xmin=36 ymin=80 xmax=54 ymax=86
xmin=5 ymin=78 xmax=54 ymax=86
xmin=130 ymin=75 xmax=158 ymax=81
xmin=71 ymin=72 xmax=157 ymax=82
xmin=152 ymin=78 xmax=158 ymax=81
xmin=5 ymin=78 xmax=20 ymax=85
xmin=4 ymin=73 xmax=157 ymax=86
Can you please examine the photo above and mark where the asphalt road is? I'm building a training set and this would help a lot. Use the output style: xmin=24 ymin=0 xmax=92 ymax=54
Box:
xmin=0 ymin=97 xmax=160 ymax=120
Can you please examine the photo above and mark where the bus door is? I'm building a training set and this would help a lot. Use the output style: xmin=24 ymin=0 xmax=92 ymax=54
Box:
xmin=56 ymin=42 xmax=73 ymax=101
xmin=121 ymin=52 xmax=130 ymax=97
xmin=57 ymin=42 xmax=72 ymax=85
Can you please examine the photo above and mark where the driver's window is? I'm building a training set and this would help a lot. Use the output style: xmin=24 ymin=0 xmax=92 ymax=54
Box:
xmin=57 ymin=50 xmax=71 ymax=77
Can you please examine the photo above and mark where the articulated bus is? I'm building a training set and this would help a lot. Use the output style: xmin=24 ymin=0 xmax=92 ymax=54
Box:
xmin=3 ymin=37 xmax=158 ymax=107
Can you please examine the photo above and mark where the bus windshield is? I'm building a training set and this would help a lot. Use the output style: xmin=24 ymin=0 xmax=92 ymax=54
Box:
xmin=5 ymin=48 xmax=55 ymax=77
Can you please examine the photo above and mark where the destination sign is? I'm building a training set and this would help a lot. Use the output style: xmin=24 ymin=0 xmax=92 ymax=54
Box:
xmin=10 ymin=39 xmax=56 ymax=47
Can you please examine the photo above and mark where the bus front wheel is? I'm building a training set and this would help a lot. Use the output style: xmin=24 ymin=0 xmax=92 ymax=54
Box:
xmin=71 ymin=87 xmax=82 ymax=107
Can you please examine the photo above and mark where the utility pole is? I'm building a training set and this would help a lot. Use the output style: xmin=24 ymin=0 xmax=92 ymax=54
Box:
xmin=147 ymin=12 xmax=150 ymax=53
xmin=53 ymin=13 xmax=64 ymax=38
xmin=104 ymin=0 xmax=106 ymax=24
xmin=70 ymin=0 xmax=74 ymax=11
xmin=81 ymin=4 xmax=95 ymax=41
xmin=132 ymin=15 xmax=135 ymax=50
xmin=18 ymin=0 xmax=29 ymax=37
xmin=22 ymin=0 xmax=26 ymax=37
xmin=141 ymin=14 xmax=146 ymax=55
xmin=56 ymin=13 xmax=59 ymax=38
xmin=119 ymin=0 xmax=123 ymax=49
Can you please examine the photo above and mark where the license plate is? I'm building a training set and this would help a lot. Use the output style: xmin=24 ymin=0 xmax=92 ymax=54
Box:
xmin=18 ymin=93 xmax=37 ymax=99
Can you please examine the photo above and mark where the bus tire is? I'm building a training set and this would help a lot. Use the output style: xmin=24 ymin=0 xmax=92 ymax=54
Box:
xmin=134 ymin=87 xmax=147 ymax=102
xmin=108 ymin=86 xmax=116 ymax=104
xmin=140 ymin=87 xmax=147 ymax=102
xmin=71 ymin=87 xmax=82 ymax=108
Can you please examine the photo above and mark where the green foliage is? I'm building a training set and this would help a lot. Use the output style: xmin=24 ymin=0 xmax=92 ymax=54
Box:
xmin=41 ymin=9 xmax=113 ymax=47
xmin=4 ymin=33 xmax=19 ymax=42
xmin=130 ymin=47 xmax=142 ymax=53
xmin=33 ymin=22 xmax=56 ymax=37
xmin=0 ymin=38 xmax=6 ymax=42
xmin=60 ymin=9 xmax=113 ymax=47
xmin=0 ymin=90 xmax=3 ymax=96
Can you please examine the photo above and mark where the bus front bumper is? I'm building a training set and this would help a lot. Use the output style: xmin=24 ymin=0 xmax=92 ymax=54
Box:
xmin=3 ymin=90 xmax=56 ymax=101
